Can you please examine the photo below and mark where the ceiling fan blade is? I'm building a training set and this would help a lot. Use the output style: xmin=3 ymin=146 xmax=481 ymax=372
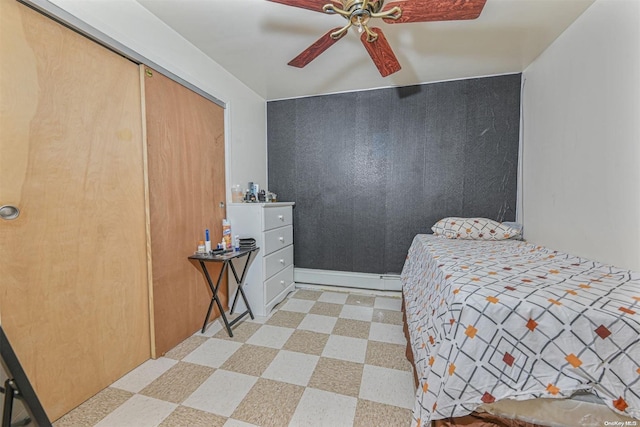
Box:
xmin=360 ymin=28 xmax=401 ymax=77
xmin=267 ymin=0 xmax=339 ymax=13
xmin=382 ymin=0 xmax=487 ymax=24
xmin=288 ymin=28 xmax=346 ymax=68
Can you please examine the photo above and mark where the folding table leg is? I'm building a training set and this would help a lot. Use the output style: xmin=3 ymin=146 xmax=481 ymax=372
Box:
xmin=229 ymin=251 xmax=255 ymax=320
xmin=199 ymin=260 xmax=234 ymax=337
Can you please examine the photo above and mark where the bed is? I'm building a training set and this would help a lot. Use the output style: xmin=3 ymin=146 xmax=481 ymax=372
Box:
xmin=401 ymin=232 xmax=640 ymax=427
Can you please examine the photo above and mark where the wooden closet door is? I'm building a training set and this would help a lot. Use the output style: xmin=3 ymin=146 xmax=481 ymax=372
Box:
xmin=0 ymin=0 xmax=150 ymax=421
xmin=142 ymin=67 xmax=226 ymax=356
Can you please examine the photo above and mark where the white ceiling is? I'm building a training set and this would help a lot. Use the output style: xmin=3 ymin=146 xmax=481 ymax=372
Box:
xmin=136 ymin=0 xmax=595 ymax=100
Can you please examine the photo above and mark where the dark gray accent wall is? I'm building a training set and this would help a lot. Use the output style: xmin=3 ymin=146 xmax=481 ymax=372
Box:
xmin=268 ymin=73 xmax=521 ymax=274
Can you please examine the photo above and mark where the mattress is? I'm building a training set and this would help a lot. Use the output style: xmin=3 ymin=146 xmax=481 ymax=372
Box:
xmin=400 ymin=234 xmax=640 ymax=426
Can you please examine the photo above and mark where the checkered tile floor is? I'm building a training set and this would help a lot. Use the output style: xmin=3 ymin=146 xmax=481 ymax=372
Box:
xmin=54 ymin=287 xmax=415 ymax=427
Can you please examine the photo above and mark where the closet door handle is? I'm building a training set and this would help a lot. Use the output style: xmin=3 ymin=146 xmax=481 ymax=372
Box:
xmin=0 ymin=205 xmax=20 ymax=220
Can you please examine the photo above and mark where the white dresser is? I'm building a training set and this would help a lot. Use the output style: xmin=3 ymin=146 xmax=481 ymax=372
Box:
xmin=227 ymin=202 xmax=295 ymax=316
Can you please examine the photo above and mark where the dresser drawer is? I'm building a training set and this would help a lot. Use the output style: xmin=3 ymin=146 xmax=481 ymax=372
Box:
xmin=264 ymin=225 xmax=293 ymax=255
xmin=265 ymin=265 xmax=294 ymax=304
xmin=263 ymin=206 xmax=292 ymax=231
xmin=264 ymin=245 xmax=294 ymax=280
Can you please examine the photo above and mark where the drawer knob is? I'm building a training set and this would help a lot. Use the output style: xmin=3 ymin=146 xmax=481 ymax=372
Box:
xmin=280 ymin=280 xmax=285 ymax=285
xmin=279 ymin=237 xmax=285 ymax=242
xmin=279 ymin=259 xmax=285 ymax=264
xmin=278 ymin=215 xmax=284 ymax=221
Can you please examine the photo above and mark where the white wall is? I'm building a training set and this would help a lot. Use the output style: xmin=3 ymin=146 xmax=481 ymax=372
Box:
xmin=45 ymin=0 xmax=268 ymax=202
xmin=521 ymin=0 xmax=640 ymax=270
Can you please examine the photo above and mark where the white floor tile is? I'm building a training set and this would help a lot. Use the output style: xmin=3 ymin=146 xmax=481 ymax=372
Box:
xmin=339 ymin=304 xmax=374 ymax=322
xmin=321 ymin=335 xmax=367 ymax=363
xmin=110 ymin=357 xmax=177 ymax=393
xmin=297 ymin=314 xmax=337 ymax=334
xmin=183 ymin=369 xmax=258 ymax=417
xmin=224 ymin=419 xmax=259 ymax=427
xmin=94 ymin=394 xmax=176 ymax=427
xmin=262 ymin=350 xmax=319 ymax=386
xmin=194 ymin=319 xmax=224 ymax=337
xmin=246 ymin=324 xmax=294 ymax=349
xmin=359 ymin=365 xmax=415 ymax=409
xmin=368 ymin=322 xmax=406 ymax=345
xmin=182 ymin=338 xmax=242 ymax=368
xmin=247 ymin=314 xmax=269 ymax=325
xmin=279 ymin=298 xmax=315 ymax=313
xmin=317 ymin=291 xmax=348 ymax=304
xmin=374 ymin=296 xmax=402 ymax=311
xmin=289 ymin=388 xmax=357 ymax=427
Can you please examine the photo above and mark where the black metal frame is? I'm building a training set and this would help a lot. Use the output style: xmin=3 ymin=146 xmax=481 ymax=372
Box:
xmin=1 ymin=327 xmax=51 ymax=427
xmin=190 ymin=248 xmax=257 ymax=337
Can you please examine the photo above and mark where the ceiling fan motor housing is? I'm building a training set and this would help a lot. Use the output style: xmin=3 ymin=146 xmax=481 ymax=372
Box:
xmin=328 ymin=0 xmax=393 ymax=41
xmin=341 ymin=0 xmax=385 ymax=14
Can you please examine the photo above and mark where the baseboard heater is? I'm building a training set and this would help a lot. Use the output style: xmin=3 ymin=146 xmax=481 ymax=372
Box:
xmin=294 ymin=268 xmax=402 ymax=292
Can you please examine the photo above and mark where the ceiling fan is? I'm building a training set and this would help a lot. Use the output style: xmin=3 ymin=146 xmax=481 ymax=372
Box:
xmin=267 ymin=0 xmax=487 ymax=77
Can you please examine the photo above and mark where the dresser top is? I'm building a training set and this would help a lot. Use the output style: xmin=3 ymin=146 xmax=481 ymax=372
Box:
xmin=228 ymin=202 xmax=295 ymax=207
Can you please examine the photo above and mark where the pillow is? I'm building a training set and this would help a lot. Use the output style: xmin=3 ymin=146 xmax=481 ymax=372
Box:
xmin=501 ymin=221 xmax=524 ymax=240
xmin=431 ymin=217 xmax=522 ymax=240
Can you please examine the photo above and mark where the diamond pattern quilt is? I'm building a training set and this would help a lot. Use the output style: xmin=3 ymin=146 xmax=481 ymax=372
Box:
xmin=400 ymin=235 xmax=640 ymax=426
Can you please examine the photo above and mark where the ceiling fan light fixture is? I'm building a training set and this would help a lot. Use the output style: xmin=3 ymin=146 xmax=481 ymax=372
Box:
xmin=350 ymin=11 xmax=370 ymax=34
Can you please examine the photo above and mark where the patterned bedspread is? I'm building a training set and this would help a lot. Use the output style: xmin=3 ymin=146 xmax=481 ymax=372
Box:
xmin=400 ymin=235 xmax=640 ymax=426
